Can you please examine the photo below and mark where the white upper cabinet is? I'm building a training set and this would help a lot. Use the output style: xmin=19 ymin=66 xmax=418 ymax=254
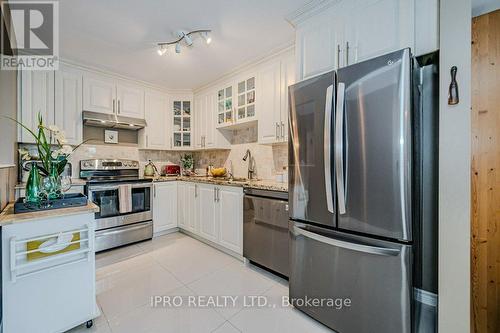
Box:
xmin=82 ymin=74 xmax=116 ymax=114
xmin=346 ymin=0 xmax=414 ymax=64
xmin=216 ymin=75 xmax=257 ymax=129
xmin=116 ymin=82 xmax=145 ymax=118
xmin=141 ymin=89 xmax=169 ymax=150
xmin=194 ymin=91 xmax=231 ymax=150
xmin=258 ymin=53 xmax=295 ymax=144
xmin=171 ymin=99 xmax=192 ymax=149
xmin=258 ymin=61 xmax=282 ymax=144
xmin=83 ymin=73 xmax=145 ymax=118
xmin=55 ymin=64 xmax=83 ymax=145
xmin=294 ymin=0 xmax=439 ymax=81
xmin=18 ymin=70 xmax=55 ymax=143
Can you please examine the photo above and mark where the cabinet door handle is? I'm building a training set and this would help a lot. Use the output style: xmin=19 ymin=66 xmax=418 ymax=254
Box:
xmin=117 ymin=100 xmax=121 ymax=114
xmin=337 ymin=44 xmax=341 ymax=68
xmin=216 ymin=188 xmax=220 ymax=202
xmin=195 ymin=184 xmax=198 ymax=198
xmin=281 ymin=121 xmax=285 ymax=139
xmin=345 ymin=42 xmax=350 ymax=66
xmin=276 ymin=123 xmax=280 ymax=140
xmin=170 ymin=136 xmax=173 ymax=149
xmin=153 ymin=185 xmax=156 ymax=198
xmin=214 ymin=187 xmax=217 ymax=202
xmin=113 ymin=99 xmax=116 ymax=113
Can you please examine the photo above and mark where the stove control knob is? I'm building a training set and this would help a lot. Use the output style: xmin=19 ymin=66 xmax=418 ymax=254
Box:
xmin=132 ymin=162 xmax=138 ymax=167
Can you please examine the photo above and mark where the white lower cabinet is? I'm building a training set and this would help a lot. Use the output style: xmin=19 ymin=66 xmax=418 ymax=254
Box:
xmin=217 ymin=186 xmax=243 ymax=254
xmin=197 ymin=183 xmax=218 ymax=243
xmin=173 ymin=182 xmax=243 ymax=255
xmin=153 ymin=182 xmax=178 ymax=233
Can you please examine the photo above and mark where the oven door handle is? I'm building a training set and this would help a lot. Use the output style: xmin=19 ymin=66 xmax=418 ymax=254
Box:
xmin=88 ymin=183 xmax=153 ymax=192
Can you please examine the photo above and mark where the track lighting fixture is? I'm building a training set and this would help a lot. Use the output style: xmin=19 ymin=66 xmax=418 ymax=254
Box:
xmin=156 ymin=29 xmax=211 ymax=55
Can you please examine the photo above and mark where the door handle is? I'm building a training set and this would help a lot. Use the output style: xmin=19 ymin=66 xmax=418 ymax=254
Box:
xmin=112 ymin=99 xmax=116 ymax=113
xmin=153 ymin=185 xmax=156 ymax=198
xmin=216 ymin=188 xmax=220 ymax=202
xmin=214 ymin=187 xmax=217 ymax=202
xmin=335 ymin=82 xmax=346 ymax=214
xmin=280 ymin=121 xmax=284 ymax=139
xmin=345 ymin=42 xmax=350 ymax=66
xmin=195 ymin=184 xmax=198 ymax=197
xmin=117 ymin=100 xmax=121 ymax=114
xmin=292 ymin=225 xmax=400 ymax=257
xmin=324 ymin=84 xmax=334 ymax=213
xmin=276 ymin=123 xmax=280 ymax=140
xmin=337 ymin=44 xmax=341 ymax=68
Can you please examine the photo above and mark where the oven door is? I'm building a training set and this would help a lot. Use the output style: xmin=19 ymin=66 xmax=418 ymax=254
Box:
xmin=88 ymin=183 xmax=152 ymax=230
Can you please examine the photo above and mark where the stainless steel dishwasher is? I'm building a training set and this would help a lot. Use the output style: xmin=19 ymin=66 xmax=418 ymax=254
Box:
xmin=243 ymin=188 xmax=289 ymax=277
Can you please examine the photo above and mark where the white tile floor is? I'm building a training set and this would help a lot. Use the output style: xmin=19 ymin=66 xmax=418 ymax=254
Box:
xmin=67 ymin=232 xmax=333 ymax=333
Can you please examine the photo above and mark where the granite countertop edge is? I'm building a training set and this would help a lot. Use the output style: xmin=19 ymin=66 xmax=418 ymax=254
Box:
xmin=0 ymin=201 xmax=99 ymax=226
xmin=149 ymin=176 xmax=288 ymax=192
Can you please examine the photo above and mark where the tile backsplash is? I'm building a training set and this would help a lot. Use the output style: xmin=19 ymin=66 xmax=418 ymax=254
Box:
xmin=18 ymin=125 xmax=288 ymax=181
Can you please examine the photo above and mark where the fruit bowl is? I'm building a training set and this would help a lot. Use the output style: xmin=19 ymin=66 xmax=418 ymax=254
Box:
xmin=210 ymin=167 xmax=227 ymax=177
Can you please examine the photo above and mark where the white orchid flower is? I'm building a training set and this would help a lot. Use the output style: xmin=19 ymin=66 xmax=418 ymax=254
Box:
xmin=55 ymin=130 xmax=67 ymax=144
xmin=48 ymin=125 xmax=60 ymax=133
xmin=51 ymin=150 xmax=60 ymax=159
xmin=60 ymin=145 xmax=73 ymax=155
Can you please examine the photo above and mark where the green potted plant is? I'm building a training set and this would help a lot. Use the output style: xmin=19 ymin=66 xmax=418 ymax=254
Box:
xmin=180 ymin=154 xmax=194 ymax=176
xmin=8 ymin=114 xmax=87 ymax=202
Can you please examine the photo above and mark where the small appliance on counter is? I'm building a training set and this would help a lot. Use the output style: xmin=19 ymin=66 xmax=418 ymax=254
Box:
xmin=162 ymin=164 xmax=180 ymax=176
xmin=144 ymin=160 xmax=159 ymax=177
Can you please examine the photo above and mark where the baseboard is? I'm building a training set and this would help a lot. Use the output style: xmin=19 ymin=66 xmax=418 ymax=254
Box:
xmin=179 ymin=229 xmax=244 ymax=262
xmin=153 ymin=227 xmax=179 ymax=238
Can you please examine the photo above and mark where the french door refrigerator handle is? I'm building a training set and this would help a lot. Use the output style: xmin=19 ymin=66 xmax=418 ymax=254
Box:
xmin=335 ymin=82 xmax=346 ymax=214
xmin=324 ymin=84 xmax=334 ymax=213
xmin=292 ymin=225 xmax=400 ymax=257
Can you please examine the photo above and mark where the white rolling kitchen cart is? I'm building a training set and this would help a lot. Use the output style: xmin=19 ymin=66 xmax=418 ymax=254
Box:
xmin=1 ymin=207 xmax=98 ymax=333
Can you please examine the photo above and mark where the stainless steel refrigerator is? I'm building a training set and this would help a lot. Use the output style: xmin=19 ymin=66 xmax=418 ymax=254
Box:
xmin=288 ymin=48 xmax=438 ymax=333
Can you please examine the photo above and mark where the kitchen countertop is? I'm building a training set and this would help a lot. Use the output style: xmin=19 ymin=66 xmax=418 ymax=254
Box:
xmin=0 ymin=201 xmax=99 ymax=226
xmin=150 ymin=176 xmax=288 ymax=192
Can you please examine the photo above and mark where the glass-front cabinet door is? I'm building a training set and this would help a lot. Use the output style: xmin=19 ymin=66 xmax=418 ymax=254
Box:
xmin=217 ymin=85 xmax=233 ymax=125
xmin=173 ymin=100 xmax=191 ymax=148
xmin=236 ymin=76 xmax=256 ymax=121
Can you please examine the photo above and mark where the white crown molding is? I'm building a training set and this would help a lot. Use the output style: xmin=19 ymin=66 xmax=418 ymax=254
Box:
xmin=59 ymin=57 xmax=193 ymax=95
xmin=193 ymin=41 xmax=295 ymax=94
xmin=285 ymin=0 xmax=340 ymax=27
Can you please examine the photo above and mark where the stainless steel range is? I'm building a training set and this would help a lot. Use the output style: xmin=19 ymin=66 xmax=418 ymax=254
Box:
xmin=80 ymin=159 xmax=153 ymax=252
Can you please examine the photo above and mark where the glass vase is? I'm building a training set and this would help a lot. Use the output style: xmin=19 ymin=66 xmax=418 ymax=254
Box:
xmin=25 ymin=162 xmax=43 ymax=204
xmin=43 ymin=161 xmax=63 ymax=200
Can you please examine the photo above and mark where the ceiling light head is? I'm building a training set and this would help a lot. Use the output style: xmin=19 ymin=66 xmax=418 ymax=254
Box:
xmin=175 ymin=43 xmax=181 ymax=54
xmin=157 ymin=45 xmax=167 ymax=56
xmin=184 ymin=33 xmax=193 ymax=46
xmin=201 ymin=31 xmax=212 ymax=44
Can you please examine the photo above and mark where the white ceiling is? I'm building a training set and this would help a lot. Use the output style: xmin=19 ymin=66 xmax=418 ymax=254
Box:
xmin=59 ymin=0 xmax=309 ymax=90
xmin=472 ymin=0 xmax=500 ymax=17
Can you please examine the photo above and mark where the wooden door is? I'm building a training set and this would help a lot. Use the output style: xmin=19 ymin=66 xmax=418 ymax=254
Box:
xmin=471 ymin=10 xmax=500 ymax=333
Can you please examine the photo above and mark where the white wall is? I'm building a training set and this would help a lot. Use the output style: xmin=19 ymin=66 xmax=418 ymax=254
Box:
xmin=0 ymin=69 xmax=17 ymax=166
xmin=438 ymin=0 xmax=471 ymax=331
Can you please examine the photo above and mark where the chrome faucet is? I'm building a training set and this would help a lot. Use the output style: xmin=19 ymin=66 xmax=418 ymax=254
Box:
xmin=242 ymin=149 xmax=255 ymax=180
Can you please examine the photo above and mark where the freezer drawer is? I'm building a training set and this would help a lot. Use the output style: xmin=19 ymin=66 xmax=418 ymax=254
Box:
xmin=289 ymin=221 xmax=412 ymax=333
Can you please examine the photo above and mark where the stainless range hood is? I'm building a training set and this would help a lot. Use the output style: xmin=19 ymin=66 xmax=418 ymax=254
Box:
xmin=82 ymin=111 xmax=147 ymax=130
